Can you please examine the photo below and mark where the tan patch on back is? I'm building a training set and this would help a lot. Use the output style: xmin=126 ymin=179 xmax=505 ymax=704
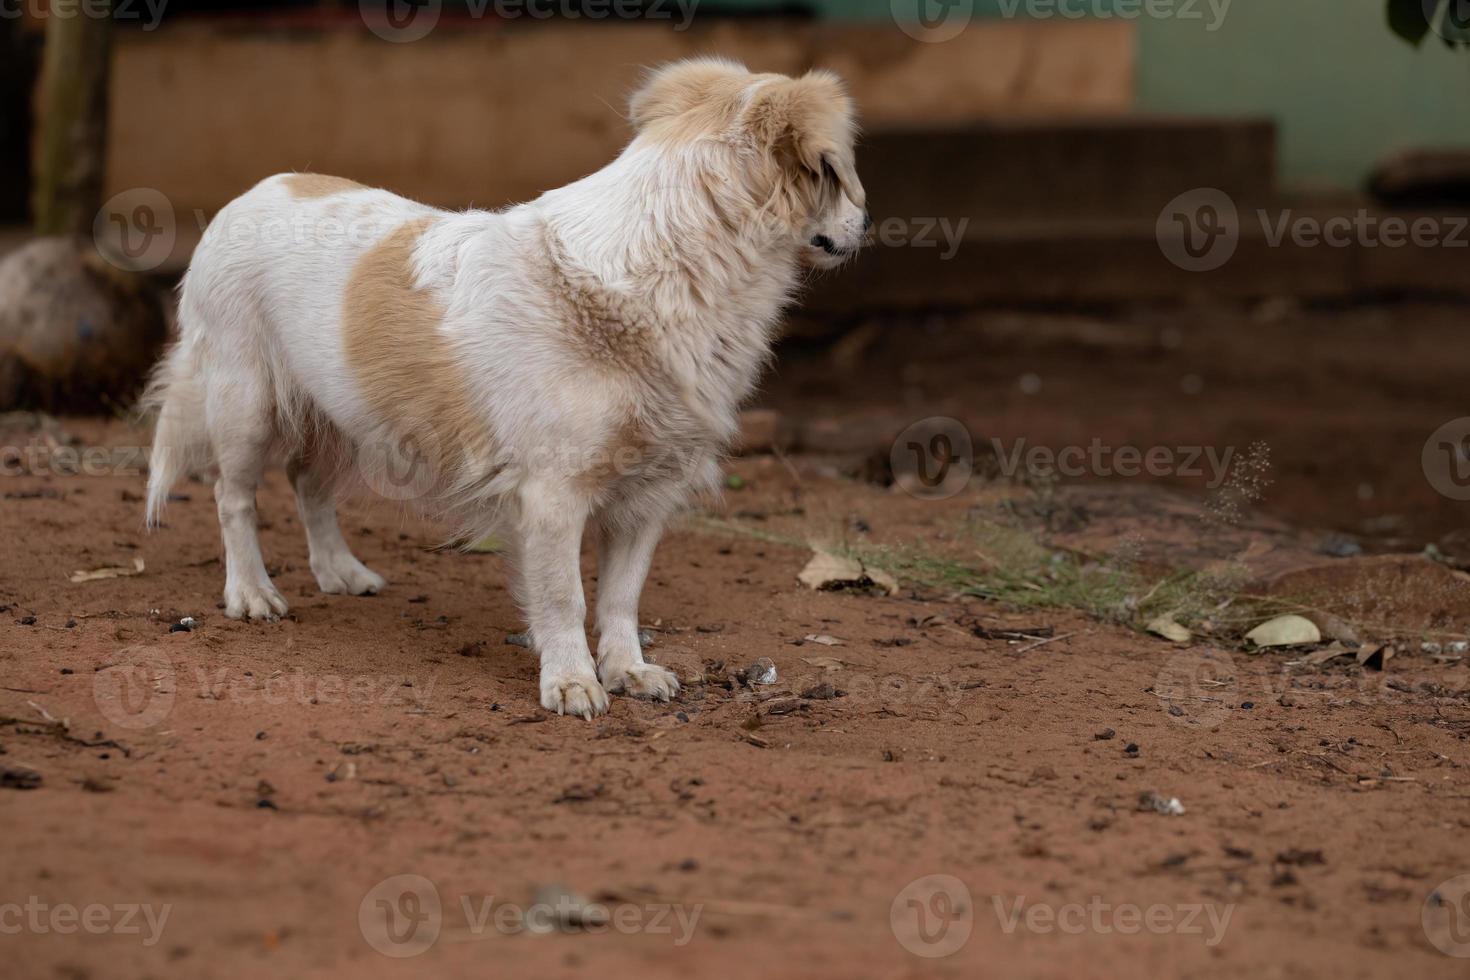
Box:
xmin=343 ymin=218 xmax=493 ymax=488
xmin=283 ymin=173 xmax=367 ymax=200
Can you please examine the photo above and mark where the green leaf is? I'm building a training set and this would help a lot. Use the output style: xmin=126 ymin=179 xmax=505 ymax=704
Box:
xmin=1388 ymin=0 xmax=1432 ymax=46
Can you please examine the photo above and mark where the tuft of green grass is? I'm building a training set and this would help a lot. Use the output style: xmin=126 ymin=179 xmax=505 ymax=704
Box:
xmin=835 ymin=525 xmax=1255 ymax=630
xmin=691 ymin=512 xmax=1335 ymax=644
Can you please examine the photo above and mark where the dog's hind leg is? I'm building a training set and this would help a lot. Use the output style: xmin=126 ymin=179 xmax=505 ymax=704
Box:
xmin=594 ymin=506 xmax=679 ymax=701
xmin=288 ymin=451 xmax=386 ymax=597
xmin=207 ymin=366 xmax=289 ymax=621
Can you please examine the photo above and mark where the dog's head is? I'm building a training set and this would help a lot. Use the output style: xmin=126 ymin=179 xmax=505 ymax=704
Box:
xmin=629 ymin=58 xmax=869 ymax=270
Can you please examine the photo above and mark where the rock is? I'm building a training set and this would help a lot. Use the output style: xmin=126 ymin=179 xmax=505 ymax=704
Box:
xmin=1138 ymin=792 xmax=1185 ymax=816
xmin=1317 ymin=533 xmax=1362 ymax=558
xmin=527 ymin=883 xmax=609 ymax=932
xmin=0 ymin=237 xmax=167 ymax=411
xmin=741 ymin=657 xmax=777 ymax=687
xmin=1260 ymin=556 xmax=1465 ymax=638
xmin=1 ymin=766 xmax=42 ymax=790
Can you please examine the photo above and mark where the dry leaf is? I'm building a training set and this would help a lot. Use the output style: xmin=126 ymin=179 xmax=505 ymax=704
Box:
xmin=804 ymin=634 xmax=843 ymax=647
xmin=1296 ymin=642 xmax=1353 ymax=666
xmin=69 ymin=557 xmax=145 ymax=584
xmin=1356 ymin=644 xmax=1394 ymax=671
xmin=801 ymin=655 xmax=871 ymax=671
xmin=1146 ymin=615 xmax=1192 ymax=644
xmin=798 ymin=551 xmax=863 ymax=590
xmin=865 ymin=566 xmax=900 ymax=596
xmin=1245 ymin=614 xmax=1321 ymax=648
xmin=797 ymin=549 xmax=899 ymax=596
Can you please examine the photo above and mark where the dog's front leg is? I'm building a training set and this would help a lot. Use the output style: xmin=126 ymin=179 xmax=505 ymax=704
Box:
xmin=594 ymin=513 xmax=680 ymax=701
xmin=517 ymin=483 xmax=608 ymax=719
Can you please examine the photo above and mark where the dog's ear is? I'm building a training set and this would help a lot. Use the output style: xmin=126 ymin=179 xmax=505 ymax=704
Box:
xmin=743 ymin=69 xmax=865 ymax=209
xmin=629 ymin=58 xmax=751 ymax=132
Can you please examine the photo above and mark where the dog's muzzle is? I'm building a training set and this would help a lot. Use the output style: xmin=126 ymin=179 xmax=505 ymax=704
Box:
xmin=810 ymin=234 xmax=847 ymax=257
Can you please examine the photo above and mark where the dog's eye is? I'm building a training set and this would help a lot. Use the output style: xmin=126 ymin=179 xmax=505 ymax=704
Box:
xmin=820 ymin=158 xmax=839 ymax=185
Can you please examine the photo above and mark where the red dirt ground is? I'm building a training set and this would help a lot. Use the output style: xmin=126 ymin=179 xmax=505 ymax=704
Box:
xmin=3 ymin=376 xmax=1470 ymax=978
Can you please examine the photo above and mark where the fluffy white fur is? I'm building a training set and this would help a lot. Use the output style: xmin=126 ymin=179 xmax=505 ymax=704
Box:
xmin=143 ymin=58 xmax=868 ymax=718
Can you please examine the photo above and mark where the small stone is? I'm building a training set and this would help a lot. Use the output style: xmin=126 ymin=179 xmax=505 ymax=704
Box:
xmin=0 ymin=767 xmax=42 ymax=790
xmin=1317 ymin=533 xmax=1362 ymax=558
xmin=527 ymin=883 xmax=609 ymax=932
xmin=741 ymin=658 xmax=777 ymax=687
xmin=1139 ymin=792 xmax=1185 ymax=816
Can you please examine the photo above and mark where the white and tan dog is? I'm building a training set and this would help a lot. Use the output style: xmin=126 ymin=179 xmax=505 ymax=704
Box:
xmin=144 ymin=58 xmax=868 ymax=718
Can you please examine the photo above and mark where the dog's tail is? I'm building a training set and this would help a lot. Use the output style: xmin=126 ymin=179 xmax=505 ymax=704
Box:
xmin=141 ymin=339 xmax=209 ymax=527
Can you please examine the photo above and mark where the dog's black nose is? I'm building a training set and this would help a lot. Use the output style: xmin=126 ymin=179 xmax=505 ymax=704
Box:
xmin=811 ymin=234 xmax=835 ymax=251
xmin=862 ymin=212 xmax=872 ymax=231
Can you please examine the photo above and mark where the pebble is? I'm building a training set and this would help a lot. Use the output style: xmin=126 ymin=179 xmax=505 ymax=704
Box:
xmin=742 ymin=658 xmax=777 ymax=686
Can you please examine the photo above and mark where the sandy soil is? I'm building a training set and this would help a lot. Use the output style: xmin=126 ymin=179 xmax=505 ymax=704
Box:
xmin=3 ymin=397 xmax=1470 ymax=978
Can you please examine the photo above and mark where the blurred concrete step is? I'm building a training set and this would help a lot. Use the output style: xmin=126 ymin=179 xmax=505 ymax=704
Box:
xmin=803 ymin=201 xmax=1470 ymax=310
xmin=859 ymin=116 xmax=1276 ymax=222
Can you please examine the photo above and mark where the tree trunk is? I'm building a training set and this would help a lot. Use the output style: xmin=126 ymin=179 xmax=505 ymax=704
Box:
xmin=32 ymin=2 xmax=113 ymax=237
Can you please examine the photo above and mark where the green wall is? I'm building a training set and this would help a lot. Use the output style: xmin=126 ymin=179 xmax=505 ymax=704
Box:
xmin=1135 ymin=0 xmax=1470 ymax=191
xmin=727 ymin=0 xmax=1470 ymax=191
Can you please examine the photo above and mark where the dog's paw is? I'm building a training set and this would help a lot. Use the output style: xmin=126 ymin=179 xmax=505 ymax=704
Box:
xmin=311 ymin=555 xmax=386 ymax=596
xmin=223 ymin=580 xmax=289 ymax=621
xmin=540 ymin=672 xmax=609 ymax=720
xmin=601 ymin=662 xmax=680 ymax=702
